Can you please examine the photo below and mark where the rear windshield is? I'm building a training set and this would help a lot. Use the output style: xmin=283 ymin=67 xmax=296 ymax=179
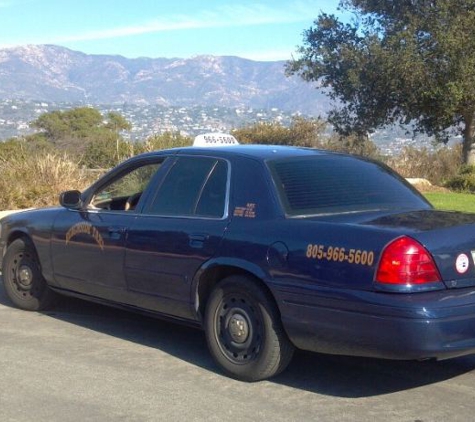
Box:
xmin=268 ymin=155 xmax=430 ymax=217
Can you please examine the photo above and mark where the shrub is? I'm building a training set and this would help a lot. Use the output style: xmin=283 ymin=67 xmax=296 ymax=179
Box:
xmin=137 ymin=132 xmax=192 ymax=153
xmin=232 ymin=117 xmax=327 ymax=147
xmin=444 ymin=165 xmax=475 ymax=193
xmin=82 ymin=137 xmax=135 ymax=169
xmin=386 ymin=144 xmax=462 ymax=186
xmin=321 ymin=133 xmax=381 ymax=159
xmin=232 ymin=119 xmax=380 ymax=159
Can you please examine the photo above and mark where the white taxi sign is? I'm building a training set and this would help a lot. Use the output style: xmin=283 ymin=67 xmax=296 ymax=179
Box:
xmin=193 ymin=133 xmax=239 ymax=147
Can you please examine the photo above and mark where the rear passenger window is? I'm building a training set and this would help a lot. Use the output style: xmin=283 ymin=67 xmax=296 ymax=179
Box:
xmin=195 ymin=160 xmax=228 ymax=217
xmin=147 ymin=156 xmax=228 ymax=218
xmin=269 ymin=155 xmax=430 ymax=217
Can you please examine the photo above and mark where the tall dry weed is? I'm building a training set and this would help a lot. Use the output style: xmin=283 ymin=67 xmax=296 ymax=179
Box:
xmin=0 ymin=152 xmax=96 ymax=209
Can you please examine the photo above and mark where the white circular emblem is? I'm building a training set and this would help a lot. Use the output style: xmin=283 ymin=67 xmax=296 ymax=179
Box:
xmin=455 ymin=254 xmax=470 ymax=274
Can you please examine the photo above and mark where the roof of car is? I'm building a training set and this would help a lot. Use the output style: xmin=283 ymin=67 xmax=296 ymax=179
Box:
xmin=138 ymin=144 xmax=337 ymax=162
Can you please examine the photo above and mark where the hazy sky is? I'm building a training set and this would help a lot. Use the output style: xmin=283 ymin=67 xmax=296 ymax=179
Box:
xmin=0 ymin=0 xmax=344 ymax=60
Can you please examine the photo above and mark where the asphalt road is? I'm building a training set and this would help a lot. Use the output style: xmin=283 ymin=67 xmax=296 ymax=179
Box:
xmin=1 ymin=278 xmax=475 ymax=422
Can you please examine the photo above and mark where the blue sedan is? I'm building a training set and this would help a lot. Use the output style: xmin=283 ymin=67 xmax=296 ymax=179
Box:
xmin=2 ymin=138 xmax=475 ymax=381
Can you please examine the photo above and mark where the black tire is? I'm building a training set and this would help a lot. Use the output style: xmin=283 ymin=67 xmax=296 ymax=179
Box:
xmin=204 ymin=275 xmax=294 ymax=381
xmin=2 ymin=238 xmax=57 ymax=311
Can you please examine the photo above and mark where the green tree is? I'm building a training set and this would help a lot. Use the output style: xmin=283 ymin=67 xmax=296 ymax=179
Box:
xmin=287 ymin=0 xmax=475 ymax=164
xmin=32 ymin=107 xmax=104 ymax=143
xmin=29 ymin=107 xmax=132 ymax=166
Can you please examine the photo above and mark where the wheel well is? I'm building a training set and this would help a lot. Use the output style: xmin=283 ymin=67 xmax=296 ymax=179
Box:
xmin=3 ymin=232 xmax=35 ymax=264
xmin=7 ymin=231 xmax=32 ymax=248
xmin=196 ymin=265 xmax=279 ymax=321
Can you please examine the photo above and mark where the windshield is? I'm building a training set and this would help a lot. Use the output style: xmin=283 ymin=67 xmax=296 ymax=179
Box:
xmin=268 ymin=155 xmax=431 ymax=217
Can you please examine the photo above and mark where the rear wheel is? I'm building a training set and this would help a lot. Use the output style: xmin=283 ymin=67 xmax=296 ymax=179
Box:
xmin=2 ymin=238 xmax=56 ymax=311
xmin=204 ymin=276 xmax=294 ymax=381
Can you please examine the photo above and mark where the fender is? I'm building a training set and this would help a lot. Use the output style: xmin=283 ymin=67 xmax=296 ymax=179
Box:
xmin=0 ymin=208 xmax=60 ymax=286
xmin=191 ymin=256 xmax=272 ymax=317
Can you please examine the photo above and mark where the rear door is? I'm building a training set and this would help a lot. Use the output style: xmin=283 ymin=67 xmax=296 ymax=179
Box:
xmin=125 ymin=155 xmax=231 ymax=317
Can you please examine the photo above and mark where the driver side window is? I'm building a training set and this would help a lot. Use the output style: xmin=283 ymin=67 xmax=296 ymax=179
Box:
xmin=91 ymin=162 xmax=162 ymax=211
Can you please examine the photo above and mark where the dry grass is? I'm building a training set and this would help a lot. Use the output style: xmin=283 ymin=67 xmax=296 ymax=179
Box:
xmin=0 ymin=152 xmax=96 ymax=209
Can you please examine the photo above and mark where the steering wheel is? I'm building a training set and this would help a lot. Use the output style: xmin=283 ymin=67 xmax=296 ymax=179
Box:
xmin=124 ymin=192 xmax=142 ymax=211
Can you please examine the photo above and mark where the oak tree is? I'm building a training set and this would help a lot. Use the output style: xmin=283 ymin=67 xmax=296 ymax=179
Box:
xmin=32 ymin=107 xmax=104 ymax=142
xmin=30 ymin=107 xmax=132 ymax=166
xmin=287 ymin=0 xmax=475 ymax=164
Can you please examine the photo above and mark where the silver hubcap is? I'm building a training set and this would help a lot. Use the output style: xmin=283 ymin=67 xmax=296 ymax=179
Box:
xmin=228 ymin=313 xmax=249 ymax=343
xmin=18 ymin=265 xmax=33 ymax=288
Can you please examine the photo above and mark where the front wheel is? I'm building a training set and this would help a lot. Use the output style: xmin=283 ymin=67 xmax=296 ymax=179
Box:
xmin=2 ymin=238 xmax=57 ymax=311
xmin=204 ymin=276 xmax=294 ymax=381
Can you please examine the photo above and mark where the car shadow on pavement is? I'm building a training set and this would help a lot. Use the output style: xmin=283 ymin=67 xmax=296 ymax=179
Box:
xmin=1 ymin=282 xmax=475 ymax=397
xmin=274 ymin=349 xmax=475 ymax=397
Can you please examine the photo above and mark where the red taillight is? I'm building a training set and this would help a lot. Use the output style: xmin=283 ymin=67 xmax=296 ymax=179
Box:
xmin=376 ymin=236 xmax=441 ymax=285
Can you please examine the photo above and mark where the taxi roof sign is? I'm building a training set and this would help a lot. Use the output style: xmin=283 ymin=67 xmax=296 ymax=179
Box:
xmin=193 ymin=133 xmax=239 ymax=147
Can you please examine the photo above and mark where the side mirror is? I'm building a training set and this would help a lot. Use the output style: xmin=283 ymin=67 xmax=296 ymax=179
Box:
xmin=59 ymin=190 xmax=83 ymax=210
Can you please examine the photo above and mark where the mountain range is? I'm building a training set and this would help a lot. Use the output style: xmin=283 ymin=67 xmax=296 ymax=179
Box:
xmin=0 ymin=45 xmax=330 ymax=115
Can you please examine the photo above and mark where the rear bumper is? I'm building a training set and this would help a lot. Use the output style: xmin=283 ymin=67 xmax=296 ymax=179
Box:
xmin=274 ymin=284 xmax=475 ymax=360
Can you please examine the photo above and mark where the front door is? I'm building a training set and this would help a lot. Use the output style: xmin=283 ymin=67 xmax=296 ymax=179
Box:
xmin=51 ymin=209 xmax=131 ymax=293
xmin=51 ymin=158 xmax=165 ymax=298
